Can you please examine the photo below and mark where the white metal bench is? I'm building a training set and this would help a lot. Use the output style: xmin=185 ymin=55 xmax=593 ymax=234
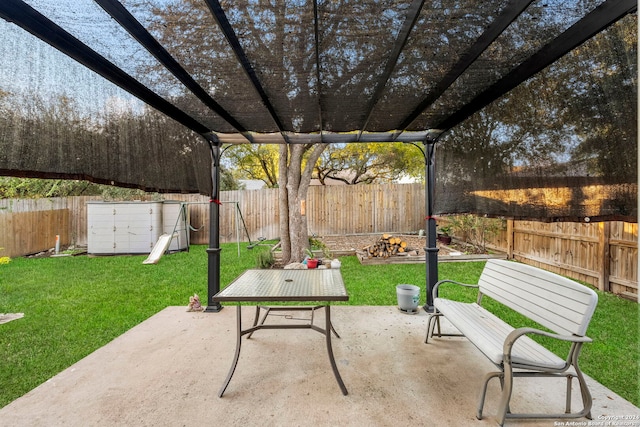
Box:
xmin=425 ymin=259 xmax=598 ymax=426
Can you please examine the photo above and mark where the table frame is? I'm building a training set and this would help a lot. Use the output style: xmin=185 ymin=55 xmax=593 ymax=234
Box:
xmin=212 ymin=269 xmax=349 ymax=397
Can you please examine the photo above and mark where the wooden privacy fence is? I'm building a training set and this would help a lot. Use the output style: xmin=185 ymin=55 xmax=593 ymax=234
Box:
xmin=0 ymin=184 xmax=636 ymax=299
xmin=483 ymin=220 xmax=638 ymax=300
xmin=163 ymin=184 xmax=426 ymax=244
xmin=0 ymin=197 xmax=76 ymax=258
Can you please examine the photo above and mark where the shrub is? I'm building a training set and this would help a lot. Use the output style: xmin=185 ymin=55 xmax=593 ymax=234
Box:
xmin=447 ymin=215 xmax=505 ymax=252
xmin=255 ymin=249 xmax=275 ymax=269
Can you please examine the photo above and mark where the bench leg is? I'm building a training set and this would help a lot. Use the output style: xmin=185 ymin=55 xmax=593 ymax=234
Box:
xmin=565 ymin=374 xmax=574 ymax=413
xmin=477 ymin=371 xmax=502 ymax=420
xmin=425 ymin=313 xmax=441 ymax=343
xmin=496 ymin=360 xmax=514 ymax=426
xmin=550 ymin=370 xmax=593 ymax=419
xmin=425 ymin=313 xmax=466 ymax=343
xmin=572 ymin=354 xmax=594 ymax=420
xmin=490 ymin=368 xmax=592 ymax=424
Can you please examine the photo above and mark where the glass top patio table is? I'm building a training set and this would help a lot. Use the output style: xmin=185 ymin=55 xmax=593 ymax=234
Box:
xmin=213 ymin=268 xmax=349 ymax=397
xmin=213 ymin=269 xmax=349 ymax=303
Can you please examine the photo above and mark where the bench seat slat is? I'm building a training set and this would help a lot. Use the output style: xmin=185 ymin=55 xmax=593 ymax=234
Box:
xmin=434 ymin=299 xmax=566 ymax=370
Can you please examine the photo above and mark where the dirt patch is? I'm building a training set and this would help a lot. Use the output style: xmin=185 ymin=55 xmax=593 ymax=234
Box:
xmin=25 ymin=245 xmax=86 ymax=258
xmin=317 ymin=233 xmax=472 ymax=256
xmin=319 ymin=234 xmax=427 ymax=255
xmin=317 ymin=233 xmax=485 ymax=257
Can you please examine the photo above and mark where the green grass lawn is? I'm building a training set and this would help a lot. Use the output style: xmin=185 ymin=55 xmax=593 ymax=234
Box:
xmin=0 ymin=244 xmax=637 ymax=408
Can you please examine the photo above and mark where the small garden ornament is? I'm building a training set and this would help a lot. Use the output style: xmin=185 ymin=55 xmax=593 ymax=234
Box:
xmin=187 ymin=294 xmax=203 ymax=312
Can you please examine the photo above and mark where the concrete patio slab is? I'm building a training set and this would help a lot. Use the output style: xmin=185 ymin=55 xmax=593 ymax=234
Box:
xmin=1 ymin=306 xmax=637 ymax=426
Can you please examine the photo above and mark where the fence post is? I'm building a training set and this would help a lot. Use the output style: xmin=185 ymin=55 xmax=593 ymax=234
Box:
xmin=506 ymin=219 xmax=514 ymax=259
xmin=598 ymin=221 xmax=611 ymax=292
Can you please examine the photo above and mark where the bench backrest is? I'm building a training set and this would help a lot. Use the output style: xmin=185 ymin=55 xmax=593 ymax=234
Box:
xmin=478 ymin=259 xmax=598 ymax=337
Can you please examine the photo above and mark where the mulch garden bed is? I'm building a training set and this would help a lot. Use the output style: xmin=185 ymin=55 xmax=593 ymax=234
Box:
xmin=316 ymin=234 xmax=506 ymax=264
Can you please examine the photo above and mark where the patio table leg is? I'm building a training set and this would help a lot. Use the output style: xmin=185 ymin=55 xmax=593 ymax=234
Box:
xmin=246 ymin=305 xmax=267 ymax=339
xmin=218 ymin=304 xmax=243 ymax=397
xmin=325 ymin=305 xmax=348 ymax=395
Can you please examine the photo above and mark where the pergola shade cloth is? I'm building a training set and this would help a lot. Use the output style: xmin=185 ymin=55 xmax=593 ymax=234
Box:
xmin=0 ymin=0 xmax=636 ymax=221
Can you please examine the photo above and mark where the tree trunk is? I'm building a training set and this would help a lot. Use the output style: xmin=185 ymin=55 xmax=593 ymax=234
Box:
xmin=278 ymin=143 xmax=328 ymax=264
xmin=278 ymin=145 xmax=291 ymax=263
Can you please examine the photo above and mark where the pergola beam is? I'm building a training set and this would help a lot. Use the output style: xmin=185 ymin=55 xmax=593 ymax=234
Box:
xmin=312 ymin=0 xmax=325 ymax=143
xmin=95 ymin=0 xmax=253 ymax=143
xmin=0 ymin=0 xmax=211 ymax=136
xmin=204 ymin=0 xmax=289 ymax=142
xmin=433 ymin=0 xmax=638 ymax=132
xmin=397 ymin=0 xmax=535 ymax=132
xmin=356 ymin=0 xmax=425 ymax=140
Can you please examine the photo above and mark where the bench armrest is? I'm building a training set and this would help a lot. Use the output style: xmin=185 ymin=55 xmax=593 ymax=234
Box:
xmin=504 ymin=327 xmax=593 ymax=355
xmin=432 ymin=279 xmax=478 ymax=306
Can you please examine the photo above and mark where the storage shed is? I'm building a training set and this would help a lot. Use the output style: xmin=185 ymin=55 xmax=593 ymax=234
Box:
xmin=87 ymin=201 xmax=188 ymax=255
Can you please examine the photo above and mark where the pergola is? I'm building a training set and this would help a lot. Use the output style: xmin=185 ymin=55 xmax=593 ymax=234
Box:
xmin=0 ymin=0 xmax=636 ymax=309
